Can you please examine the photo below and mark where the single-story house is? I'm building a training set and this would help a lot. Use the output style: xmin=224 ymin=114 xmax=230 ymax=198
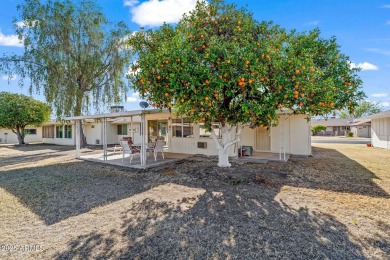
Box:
xmin=366 ymin=110 xmax=390 ymax=149
xmin=311 ymin=118 xmax=353 ymax=136
xmin=0 ymin=126 xmax=43 ymax=144
xmin=350 ymin=118 xmax=371 ymax=138
xmin=61 ymin=108 xmax=311 ymax=166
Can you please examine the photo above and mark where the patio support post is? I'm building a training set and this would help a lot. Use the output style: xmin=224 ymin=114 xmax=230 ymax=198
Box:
xmin=279 ymin=115 xmax=282 ymax=161
xmin=140 ymin=113 xmax=146 ymax=168
xmin=76 ymin=120 xmax=80 ymax=158
xmin=283 ymin=114 xmax=286 ymax=161
xmin=130 ymin=116 xmax=134 ymax=141
xmin=103 ymin=117 xmax=107 ymax=161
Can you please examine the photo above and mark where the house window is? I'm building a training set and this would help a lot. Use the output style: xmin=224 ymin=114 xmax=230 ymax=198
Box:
xmin=56 ymin=126 xmax=63 ymax=138
xmin=64 ymin=125 xmax=72 ymax=139
xmin=172 ymin=118 xmax=193 ymax=138
xmin=199 ymin=123 xmax=222 ymax=138
xmin=117 ymin=124 xmax=128 ymax=135
xmin=25 ymin=129 xmax=37 ymax=135
xmin=43 ymin=126 xmax=54 ymax=138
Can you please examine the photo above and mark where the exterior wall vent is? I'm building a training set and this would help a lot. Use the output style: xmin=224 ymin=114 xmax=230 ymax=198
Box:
xmin=197 ymin=142 xmax=207 ymax=149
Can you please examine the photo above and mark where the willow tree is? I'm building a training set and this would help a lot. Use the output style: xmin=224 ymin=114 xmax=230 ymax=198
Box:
xmin=128 ymin=0 xmax=364 ymax=167
xmin=0 ymin=0 xmax=132 ymax=147
xmin=0 ymin=92 xmax=50 ymax=145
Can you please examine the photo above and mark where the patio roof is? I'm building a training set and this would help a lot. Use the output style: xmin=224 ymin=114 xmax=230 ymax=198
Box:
xmin=65 ymin=109 xmax=167 ymax=120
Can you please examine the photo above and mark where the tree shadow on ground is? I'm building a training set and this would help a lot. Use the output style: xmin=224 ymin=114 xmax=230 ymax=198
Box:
xmin=0 ymin=161 xmax=161 ymax=225
xmin=283 ymin=146 xmax=389 ymax=198
xmin=54 ymin=188 xmax=366 ymax=259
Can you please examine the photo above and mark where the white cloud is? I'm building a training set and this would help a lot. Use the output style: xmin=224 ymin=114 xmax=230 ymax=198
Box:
xmin=127 ymin=92 xmax=141 ymax=102
xmin=366 ymin=48 xmax=390 ymax=56
xmin=1 ymin=75 xmax=17 ymax=81
xmin=15 ymin=19 xmax=39 ymax=28
xmin=304 ymin=20 xmax=319 ymax=26
xmin=386 ymin=20 xmax=390 ymax=25
xmin=371 ymin=93 xmax=388 ymax=98
xmin=0 ymin=30 xmax=23 ymax=47
xmin=15 ymin=21 xmax=25 ymax=27
xmin=124 ymin=0 xmax=139 ymax=7
xmin=126 ymin=0 xmax=198 ymax=27
xmin=350 ymin=62 xmax=379 ymax=71
xmin=380 ymin=102 xmax=390 ymax=107
xmin=381 ymin=4 xmax=390 ymax=8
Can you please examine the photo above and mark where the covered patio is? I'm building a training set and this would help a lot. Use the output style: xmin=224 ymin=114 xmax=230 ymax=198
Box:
xmin=67 ymin=109 xmax=183 ymax=169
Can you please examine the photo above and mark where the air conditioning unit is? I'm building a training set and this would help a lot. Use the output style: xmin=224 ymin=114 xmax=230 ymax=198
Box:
xmin=197 ymin=142 xmax=207 ymax=149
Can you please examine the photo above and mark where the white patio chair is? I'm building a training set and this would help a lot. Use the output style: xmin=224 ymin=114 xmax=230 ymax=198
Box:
xmin=120 ymin=141 xmax=139 ymax=163
xmin=146 ymin=142 xmax=155 ymax=157
xmin=153 ymin=140 xmax=165 ymax=161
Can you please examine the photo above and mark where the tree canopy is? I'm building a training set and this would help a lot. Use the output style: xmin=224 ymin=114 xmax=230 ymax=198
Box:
xmin=340 ymin=101 xmax=382 ymax=118
xmin=0 ymin=0 xmax=132 ymax=118
xmin=311 ymin=124 xmax=327 ymax=135
xmin=0 ymin=91 xmax=50 ymax=144
xmin=128 ymin=0 xmax=365 ymax=166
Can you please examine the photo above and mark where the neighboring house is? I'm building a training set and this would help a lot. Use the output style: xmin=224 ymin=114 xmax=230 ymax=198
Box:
xmin=311 ymin=118 xmax=353 ymax=136
xmin=366 ymin=110 xmax=390 ymax=149
xmin=62 ymin=109 xmax=312 ymax=158
xmin=0 ymin=126 xmax=43 ymax=144
xmin=350 ymin=118 xmax=371 ymax=138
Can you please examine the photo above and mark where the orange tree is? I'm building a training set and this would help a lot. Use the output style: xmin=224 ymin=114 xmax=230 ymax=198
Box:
xmin=128 ymin=0 xmax=364 ymax=167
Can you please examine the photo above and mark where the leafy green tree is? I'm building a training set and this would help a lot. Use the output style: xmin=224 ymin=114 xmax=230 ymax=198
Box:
xmin=128 ymin=0 xmax=365 ymax=167
xmin=340 ymin=101 xmax=382 ymax=118
xmin=0 ymin=92 xmax=50 ymax=144
xmin=0 ymin=0 xmax=132 ymax=147
xmin=311 ymin=124 xmax=327 ymax=135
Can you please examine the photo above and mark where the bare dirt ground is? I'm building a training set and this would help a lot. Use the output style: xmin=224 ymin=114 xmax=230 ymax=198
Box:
xmin=0 ymin=143 xmax=389 ymax=259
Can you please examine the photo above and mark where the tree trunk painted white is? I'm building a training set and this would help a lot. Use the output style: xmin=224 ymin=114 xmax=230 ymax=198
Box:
xmin=210 ymin=124 xmax=244 ymax=167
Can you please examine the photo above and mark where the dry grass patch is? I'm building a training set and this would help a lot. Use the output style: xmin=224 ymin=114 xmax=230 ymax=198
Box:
xmin=0 ymin=143 xmax=389 ymax=259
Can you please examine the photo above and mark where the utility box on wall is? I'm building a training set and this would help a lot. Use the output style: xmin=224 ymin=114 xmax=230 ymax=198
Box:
xmin=197 ymin=142 xmax=207 ymax=149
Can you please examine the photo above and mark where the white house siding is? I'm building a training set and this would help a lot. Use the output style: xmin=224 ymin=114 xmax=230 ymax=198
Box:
xmin=372 ymin=117 xmax=390 ymax=149
xmin=270 ymin=114 xmax=290 ymax=154
xmin=83 ymin=122 xmax=118 ymax=145
xmin=144 ymin=112 xmax=311 ymax=157
xmin=289 ymin=115 xmax=311 ymax=155
xmin=0 ymin=127 xmax=43 ymax=144
xmin=351 ymin=126 xmax=371 ymax=138
xmin=84 ymin=122 xmax=102 ymax=145
xmin=116 ymin=123 xmax=142 ymax=144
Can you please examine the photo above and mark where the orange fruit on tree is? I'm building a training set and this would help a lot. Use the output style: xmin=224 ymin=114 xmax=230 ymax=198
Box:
xmin=157 ymin=75 xmax=161 ymax=80
xmin=295 ymin=69 xmax=300 ymax=74
xmin=165 ymin=93 xmax=169 ymax=97
xmin=205 ymin=96 xmax=209 ymax=101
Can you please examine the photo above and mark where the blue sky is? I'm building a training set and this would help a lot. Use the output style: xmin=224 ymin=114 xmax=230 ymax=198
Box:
xmin=0 ymin=0 xmax=389 ymax=112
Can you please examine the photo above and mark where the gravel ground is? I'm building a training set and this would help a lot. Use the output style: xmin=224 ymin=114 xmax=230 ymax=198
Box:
xmin=0 ymin=143 xmax=389 ymax=259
